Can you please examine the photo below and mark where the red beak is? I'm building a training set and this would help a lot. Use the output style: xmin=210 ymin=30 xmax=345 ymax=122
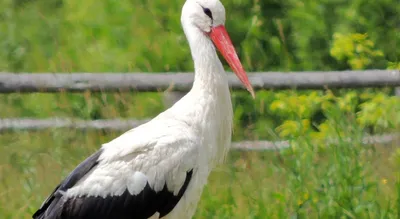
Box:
xmin=209 ymin=25 xmax=255 ymax=98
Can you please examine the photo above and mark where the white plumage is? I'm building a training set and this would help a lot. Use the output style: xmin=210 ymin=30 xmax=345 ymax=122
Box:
xmin=33 ymin=0 xmax=254 ymax=218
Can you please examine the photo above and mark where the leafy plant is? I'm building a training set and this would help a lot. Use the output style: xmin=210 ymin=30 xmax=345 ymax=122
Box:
xmin=330 ymin=33 xmax=384 ymax=69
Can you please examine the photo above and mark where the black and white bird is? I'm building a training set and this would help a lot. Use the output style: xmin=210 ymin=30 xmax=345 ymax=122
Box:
xmin=32 ymin=0 xmax=254 ymax=218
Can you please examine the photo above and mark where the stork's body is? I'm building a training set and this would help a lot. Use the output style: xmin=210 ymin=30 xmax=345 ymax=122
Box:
xmin=33 ymin=0 xmax=253 ymax=218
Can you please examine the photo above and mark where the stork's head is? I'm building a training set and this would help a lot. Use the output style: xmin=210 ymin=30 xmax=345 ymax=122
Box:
xmin=181 ymin=0 xmax=255 ymax=98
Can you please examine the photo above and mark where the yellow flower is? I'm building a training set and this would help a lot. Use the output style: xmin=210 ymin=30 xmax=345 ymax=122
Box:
xmin=297 ymin=199 xmax=303 ymax=206
xmin=382 ymin=178 xmax=388 ymax=185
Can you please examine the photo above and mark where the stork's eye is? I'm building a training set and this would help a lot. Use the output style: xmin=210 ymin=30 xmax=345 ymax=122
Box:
xmin=203 ymin=7 xmax=213 ymax=19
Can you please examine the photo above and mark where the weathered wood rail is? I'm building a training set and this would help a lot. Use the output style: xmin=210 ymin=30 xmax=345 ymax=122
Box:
xmin=0 ymin=70 xmax=399 ymax=93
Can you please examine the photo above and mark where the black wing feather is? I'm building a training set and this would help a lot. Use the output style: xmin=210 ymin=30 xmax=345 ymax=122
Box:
xmin=59 ymin=170 xmax=192 ymax=219
xmin=32 ymin=148 xmax=193 ymax=219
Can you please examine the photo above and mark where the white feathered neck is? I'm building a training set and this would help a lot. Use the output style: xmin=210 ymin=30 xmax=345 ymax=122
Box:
xmin=168 ymin=24 xmax=233 ymax=166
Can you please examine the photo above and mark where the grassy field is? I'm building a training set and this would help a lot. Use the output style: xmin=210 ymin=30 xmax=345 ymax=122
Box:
xmin=0 ymin=93 xmax=399 ymax=219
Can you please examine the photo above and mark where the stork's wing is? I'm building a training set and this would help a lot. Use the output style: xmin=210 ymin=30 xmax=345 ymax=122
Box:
xmin=32 ymin=119 xmax=199 ymax=219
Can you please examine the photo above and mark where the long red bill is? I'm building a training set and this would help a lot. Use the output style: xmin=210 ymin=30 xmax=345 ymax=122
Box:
xmin=209 ymin=25 xmax=255 ymax=98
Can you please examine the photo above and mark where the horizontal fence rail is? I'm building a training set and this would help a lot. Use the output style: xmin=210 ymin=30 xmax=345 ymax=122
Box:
xmin=0 ymin=70 xmax=399 ymax=93
xmin=0 ymin=118 xmax=150 ymax=131
xmin=234 ymin=133 xmax=398 ymax=151
xmin=0 ymin=118 xmax=398 ymax=150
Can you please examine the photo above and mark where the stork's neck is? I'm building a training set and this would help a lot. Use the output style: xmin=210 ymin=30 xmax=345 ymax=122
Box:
xmin=172 ymin=24 xmax=233 ymax=165
xmin=184 ymin=26 xmax=227 ymax=92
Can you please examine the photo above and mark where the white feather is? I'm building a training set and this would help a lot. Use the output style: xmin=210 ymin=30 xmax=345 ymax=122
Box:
xmin=127 ymin=172 xmax=148 ymax=195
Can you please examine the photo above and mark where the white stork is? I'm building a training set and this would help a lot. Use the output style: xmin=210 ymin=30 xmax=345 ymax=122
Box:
xmin=32 ymin=0 xmax=254 ymax=218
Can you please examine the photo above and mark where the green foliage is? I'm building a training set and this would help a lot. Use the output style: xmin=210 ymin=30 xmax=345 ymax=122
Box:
xmin=1 ymin=0 xmax=399 ymax=72
xmin=267 ymin=89 xmax=400 ymax=139
xmin=330 ymin=33 xmax=384 ymax=70
xmin=388 ymin=62 xmax=400 ymax=70
xmin=357 ymin=92 xmax=400 ymax=132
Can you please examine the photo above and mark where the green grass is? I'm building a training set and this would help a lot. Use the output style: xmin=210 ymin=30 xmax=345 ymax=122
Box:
xmin=0 ymin=114 xmax=399 ymax=218
xmin=0 ymin=92 xmax=165 ymax=119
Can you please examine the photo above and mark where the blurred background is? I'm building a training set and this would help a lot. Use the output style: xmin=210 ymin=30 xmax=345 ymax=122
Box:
xmin=0 ymin=0 xmax=399 ymax=218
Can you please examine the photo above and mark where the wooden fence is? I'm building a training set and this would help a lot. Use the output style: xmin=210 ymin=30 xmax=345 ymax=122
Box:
xmin=0 ymin=70 xmax=399 ymax=150
xmin=0 ymin=70 xmax=399 ymax=92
